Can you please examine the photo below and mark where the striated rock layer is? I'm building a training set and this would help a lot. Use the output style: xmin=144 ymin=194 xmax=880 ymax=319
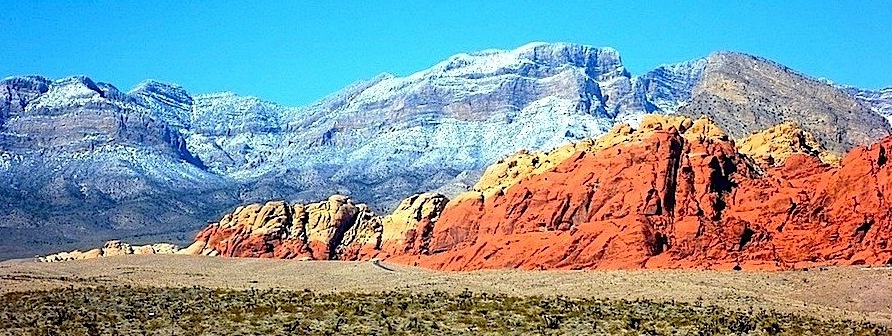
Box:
xmin=395 ymin=115 xmax=892 ymax=270
xmin=38 ymin=240 xmax=180 ymax=262
xmin=157 ymin=115 xmax=892 ymax=270
xmin=180 ymin=193 xmax=449 ymax=261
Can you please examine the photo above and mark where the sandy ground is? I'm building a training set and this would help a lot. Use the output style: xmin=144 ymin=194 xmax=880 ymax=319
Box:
xmin=1 ymin=255 xmax=890 ymax=325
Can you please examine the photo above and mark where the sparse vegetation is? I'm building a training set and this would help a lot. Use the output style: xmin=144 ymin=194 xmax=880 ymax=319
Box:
xmin=0 ymin=285 xmax=888 ymax=335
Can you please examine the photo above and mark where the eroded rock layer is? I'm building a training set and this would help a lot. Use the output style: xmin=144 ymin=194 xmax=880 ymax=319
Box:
xmin=38 ymin=240 xmax=180 ymax=262
xmin=395 ymin=116 xmax=892 ymax=270
xmin=176 ymin=193 xmax=450 ymax=261
xmin=67 ymin=115 xmax=892 ymax=271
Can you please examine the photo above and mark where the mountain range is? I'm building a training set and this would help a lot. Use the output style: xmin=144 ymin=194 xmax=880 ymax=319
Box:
xmin=3 ymin=42 xmax=891 ymax=260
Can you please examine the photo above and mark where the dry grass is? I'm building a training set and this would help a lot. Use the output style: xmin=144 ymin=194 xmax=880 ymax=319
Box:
xmin=1 ymin=255 xmax=891 ymax=329
xmin=3 ymin=285 xmax=889 ymax=335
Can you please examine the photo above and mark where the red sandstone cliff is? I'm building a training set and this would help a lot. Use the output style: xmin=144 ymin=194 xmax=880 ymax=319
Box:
xmin=175 ymin=115 xmax=892 ymax=271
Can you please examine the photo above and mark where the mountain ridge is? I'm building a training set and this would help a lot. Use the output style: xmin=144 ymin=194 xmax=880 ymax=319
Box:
xmin=3 ymin=42 xmax=891 ymax=259
xmin=50 ymin=114 xmax=892 ymax=271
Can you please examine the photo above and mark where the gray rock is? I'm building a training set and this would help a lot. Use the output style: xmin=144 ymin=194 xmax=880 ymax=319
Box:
xmin=2 ymin=42 xmax=889 ymax=259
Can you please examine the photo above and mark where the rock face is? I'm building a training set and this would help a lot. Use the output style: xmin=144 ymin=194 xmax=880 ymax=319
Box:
xmin=847 ymin=86 xmax=892 ymax=125
xmin=38 ymin=240 xmax=180 ymax=262
xmin=182 ymin=193 xmax=451 ymax=261
xmin=182 ymin=195 xmax=381 ymax=259
xmin=678 ymin=52 xmax=891 ymax=155
xmin=342 ymin=193 xmax=449 ymax=259
xmin=178 ymin=115 xmax=892 ymax=270
xmin=5 ymin=43 xmax=892 ymax=260
xmin=737 ymin=121 xmax=840 ymax=166
xmin=398 ymin=116 xmax=892 ymax=270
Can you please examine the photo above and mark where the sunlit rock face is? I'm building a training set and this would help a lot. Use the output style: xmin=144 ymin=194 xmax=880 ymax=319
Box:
xmin=179 ymin=116 xmax=892 ymax=271
xmin=5 ymin=42 xmax=891 ymax=260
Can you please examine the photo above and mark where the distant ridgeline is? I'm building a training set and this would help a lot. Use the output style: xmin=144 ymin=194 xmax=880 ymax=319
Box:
xmin=4 ymin=42 xmax=892 ymax=260
xmin=44 ymin=115 xmax=892 ymax=271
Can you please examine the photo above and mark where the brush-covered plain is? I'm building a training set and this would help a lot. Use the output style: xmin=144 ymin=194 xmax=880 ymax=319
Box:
xmin=0 ymin=285 xmax=889 ymax=335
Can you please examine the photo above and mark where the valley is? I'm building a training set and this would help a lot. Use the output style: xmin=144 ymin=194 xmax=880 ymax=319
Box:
xmin=1 ymin=255 xmax=891 ymax=334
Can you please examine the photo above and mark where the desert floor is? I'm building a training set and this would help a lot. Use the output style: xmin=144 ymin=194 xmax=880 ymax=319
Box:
xmin=1 ymin=255 xmax=890 ymax=326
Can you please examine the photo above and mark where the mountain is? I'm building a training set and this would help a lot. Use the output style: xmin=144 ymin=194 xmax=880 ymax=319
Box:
xmin=845 ymin=86 xmax=892 ymax=124
xmin=0 ymin=76 xmax=237 ymax=259
xmin=173 ymin=115 xmax=892 ymax=270
xmin=4 ymin=42 xmax=891 ymax=259
xmin=677 ymin=53 xmax=891 ymax=154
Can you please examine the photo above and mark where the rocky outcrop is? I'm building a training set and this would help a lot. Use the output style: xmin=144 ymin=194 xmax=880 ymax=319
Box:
xmin=396 ymin=116 xmax=892 ymax=270
xmin=180 ymin=193 xmax=452 ymax=261
xmin=169 ymin=115 xmax=892 ymax=271
xmin=38 ymin=240 xmax=180 ymax=262
xmin=182 ymin=195 xmax=384 ymax=259
xmin=405 ymin=115 xmax=745 ymax=270
xmin=341 ymin=193 xmax=449 ymax=259
xmin=737 ymin=121 xmax=840 ymax=166
xmin=678 ymin=52 xmax=891 ymax=155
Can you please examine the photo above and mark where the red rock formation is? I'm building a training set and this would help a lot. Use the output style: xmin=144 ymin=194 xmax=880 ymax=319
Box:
xmin=179 ymin=115 xmax=892 ymax=271
xmin=394 ymin=117 xmax=892 ymax=271
xmin=182 ymin=195 xmax=380 ymax=260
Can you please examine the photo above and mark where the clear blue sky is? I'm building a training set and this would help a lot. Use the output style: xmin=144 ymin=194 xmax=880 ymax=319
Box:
xmin=1 ymin=1 xmax=890 ymax=106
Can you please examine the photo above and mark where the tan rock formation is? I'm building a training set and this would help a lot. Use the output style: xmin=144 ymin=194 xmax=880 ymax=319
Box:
xmin=341 ymin=193 xmax=449 ymax=259
xmin=38 ymin=241 xmax=180 ymax=262
xmin=738 ymin=121 xmax=841 ymax=166
xmin=182 ymin=195 xmax=383 ymax=260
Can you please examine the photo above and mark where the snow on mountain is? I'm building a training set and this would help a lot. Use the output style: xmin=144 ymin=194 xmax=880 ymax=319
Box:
xmin=0 ymin=43 xmax=721 ymax=228
xmin=129 ymin=80 xmax=193 ymax=129
xmin=6 ymin=41 xmax=875 ymax=259
xmin=847 ymin=86 xmax=892 ymax=125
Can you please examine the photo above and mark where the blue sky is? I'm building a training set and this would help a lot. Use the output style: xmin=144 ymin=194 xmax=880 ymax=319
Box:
xmin=1 ymin=1 xmax=890 ymax=106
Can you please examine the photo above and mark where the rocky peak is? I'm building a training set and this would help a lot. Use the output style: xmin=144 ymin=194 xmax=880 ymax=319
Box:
xmin=631 ymin=58 xmax=707 ymax=116
xmin=679 ymin=50 xmax=891 ymax=154
xmin=190 ymin=92 xmax=284 ymax=135
xmin=427 ymin=42 xmax=627 ymax=81
xmin=130 ymin=80 xmax=194 ymax=128
xmin=1 ymin=75 xmax=50 ymax=94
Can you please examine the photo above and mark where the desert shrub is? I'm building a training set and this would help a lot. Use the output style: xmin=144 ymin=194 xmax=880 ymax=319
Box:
xmin=0 ymin=286 xmax=888 ymax=335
